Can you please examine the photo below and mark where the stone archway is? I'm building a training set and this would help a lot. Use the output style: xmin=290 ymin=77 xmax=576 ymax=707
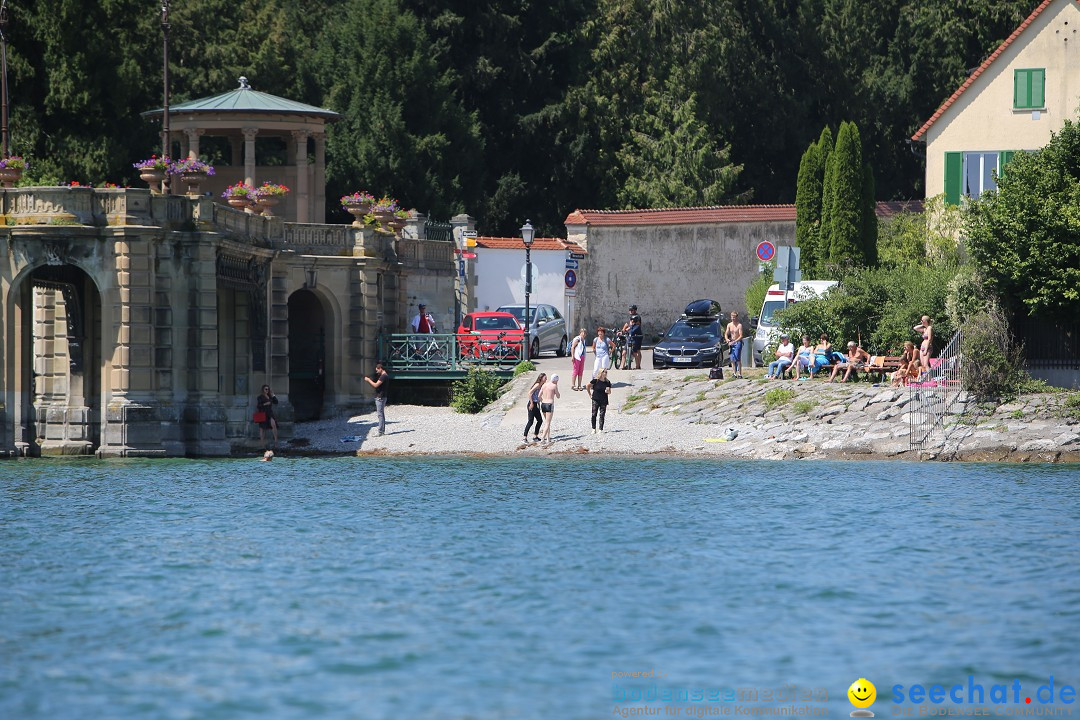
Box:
xmin=12 ymin=264 xmax=103 ymax=456
xmin=287 ymin=289 xmax=329 ymax=422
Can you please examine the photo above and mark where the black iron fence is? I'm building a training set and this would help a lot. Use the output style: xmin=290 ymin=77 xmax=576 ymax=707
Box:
xmin=1014 ymin=313 xmax=1080 ymax=369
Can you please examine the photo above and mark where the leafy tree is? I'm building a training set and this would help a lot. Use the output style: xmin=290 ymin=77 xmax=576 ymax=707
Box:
xmin=966 ymin=119 xmax=1080 ymax=321
xmin=616 ymin=91 xmax=741 ymax=208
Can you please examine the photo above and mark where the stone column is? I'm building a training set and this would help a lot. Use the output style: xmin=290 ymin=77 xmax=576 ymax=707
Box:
xmin=292 ymin=130 xmax=310 ymax=223
xmin=313 ymin=133 xmax=326 ymax=223
xmin=242 ymin=127 xmax=258 ymax=187
xmin=184 ymin=128 xmax=204 ymax=159
xmin=103 ymin=236 xmax=164 ymax=457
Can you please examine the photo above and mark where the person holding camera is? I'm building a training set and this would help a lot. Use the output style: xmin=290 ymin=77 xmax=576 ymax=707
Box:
xmin=365 ymin=361 xmax=390 ymax=436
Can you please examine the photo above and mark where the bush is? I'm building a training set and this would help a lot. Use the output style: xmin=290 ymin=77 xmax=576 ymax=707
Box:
xmin=513 ymin=360 xmax=535 ymax=377
xmin=945 ymin=266 xmax=987 ymax=329
xmin=745 ymin=262 xmax=773 ymax=319
xmin=961 ymin=303 xmax=1025 ymax=399
xmin=774 ymin=262 xmax=960 ymax=355
xmin=451 ymin=368 xmax=505 ymax=413
xmin=764 ymin=388 xmax=795 ymax=411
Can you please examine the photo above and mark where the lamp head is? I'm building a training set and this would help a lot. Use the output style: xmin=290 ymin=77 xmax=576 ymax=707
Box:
xmin=520 ymin=219 xmax=535 ymax=246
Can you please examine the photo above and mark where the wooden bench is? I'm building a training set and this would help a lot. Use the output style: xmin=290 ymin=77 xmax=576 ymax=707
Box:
xmin=804 ymin=355 xmax=906 ymax=381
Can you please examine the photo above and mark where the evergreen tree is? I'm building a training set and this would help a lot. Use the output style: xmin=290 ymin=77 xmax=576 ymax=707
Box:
xmin=826 ymin=121 xmax=866 ymax=266
xmin=795 ymin=125 xmax=832 ymax=276
xmin=616 ymin=91 xmax=741 ymax=208
xmin=819 ymin=126 xmax=838 ymax=270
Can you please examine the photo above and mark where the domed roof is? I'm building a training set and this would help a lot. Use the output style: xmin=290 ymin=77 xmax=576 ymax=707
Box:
xmin=143 ymin=77 xmax=339 ymax=121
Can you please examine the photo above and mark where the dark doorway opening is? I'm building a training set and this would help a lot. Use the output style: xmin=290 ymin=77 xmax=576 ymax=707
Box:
xmin=287 ymin=290 xmax=326 ymax=421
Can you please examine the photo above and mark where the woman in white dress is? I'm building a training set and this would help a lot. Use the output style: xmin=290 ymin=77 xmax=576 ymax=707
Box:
xmin=592 ymin=327 xmax=612 ymax=379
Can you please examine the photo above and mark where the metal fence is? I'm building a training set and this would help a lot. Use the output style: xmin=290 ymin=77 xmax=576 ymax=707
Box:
xmin=377 ymin=333 xmax=523 ymax=377
xmin=908 ymin=329 xmax=965 ymax=451
xmin=1014 ymin=313 xmax=1080 ymax=369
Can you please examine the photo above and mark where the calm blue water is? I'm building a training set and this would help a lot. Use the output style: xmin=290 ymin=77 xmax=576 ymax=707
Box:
xmin=1 ymin=458 xmax=1078 ymax=720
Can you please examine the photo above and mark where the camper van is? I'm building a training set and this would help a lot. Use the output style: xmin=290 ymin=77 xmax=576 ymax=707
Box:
xmin=752 ymin=280 xmax=838 ymax=365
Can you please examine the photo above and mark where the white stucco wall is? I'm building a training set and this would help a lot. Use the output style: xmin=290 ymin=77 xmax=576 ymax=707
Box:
xmin=473 ymin=248 xmax=580 ymax=329
xmin=924 ymin=0 xmax=1080 ymax=196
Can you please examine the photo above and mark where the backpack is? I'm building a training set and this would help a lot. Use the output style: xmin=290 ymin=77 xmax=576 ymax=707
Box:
xmin=709 ymin=366 xmax=724 ymax=380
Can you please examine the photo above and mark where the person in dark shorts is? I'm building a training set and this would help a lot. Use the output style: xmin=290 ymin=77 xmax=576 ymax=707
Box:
xmin=364 ymin=361 xmax=390 ymax=435
xmin=587 ymin=369 xmax=612 ymax=433
xmin=625 ymin=305 xmax=643 ymax=369
xmin=523 ymin=372 xmax=547 ymax=442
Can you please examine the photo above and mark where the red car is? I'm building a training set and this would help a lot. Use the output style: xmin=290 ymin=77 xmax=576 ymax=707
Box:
xmin=457 ymin=312 xmax=525 ymax=362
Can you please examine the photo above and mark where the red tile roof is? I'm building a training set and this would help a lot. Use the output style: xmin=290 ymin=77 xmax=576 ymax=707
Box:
xmin=563 ymin=201 xmax=921 ymax=227
xmin=474 ymin=236 xmax=587 ymax=253
xmin=911 ymin=0 xmax=1070 ymax=141
xmin=564 ymin=205 xmax=798 ymax=226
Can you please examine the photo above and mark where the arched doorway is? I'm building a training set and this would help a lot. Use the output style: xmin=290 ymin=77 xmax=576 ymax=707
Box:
xmin=12 ymin=264 xmax=103 ymax=456
xmin=287 ymin=289 xmax=327 ymax=421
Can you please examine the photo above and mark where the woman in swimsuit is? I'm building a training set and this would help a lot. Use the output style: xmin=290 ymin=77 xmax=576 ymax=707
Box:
xmin=792 ymin=335 xmax=814 ymax=381
xmin=913 ymin=316 xmax=933 ymax=375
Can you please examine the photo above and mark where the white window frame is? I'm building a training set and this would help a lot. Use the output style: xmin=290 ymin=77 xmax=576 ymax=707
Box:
xmin=962 ymin=152 xmax=999 ymax=200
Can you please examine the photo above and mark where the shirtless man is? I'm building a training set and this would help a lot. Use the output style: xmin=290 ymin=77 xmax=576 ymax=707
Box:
xmin=830 ymin=341 xmax=870 ymax=383
xmin=539 ymin=373 xmax=562 ymax=442
xmin=725 ymin=311 xmax=745 ymax=379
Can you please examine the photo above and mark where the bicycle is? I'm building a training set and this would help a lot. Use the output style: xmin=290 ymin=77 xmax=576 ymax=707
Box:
xmin=611 ymin=329 xmax=629 ymax=370
xmin=410 ymin=334 xmax=446 ymax=366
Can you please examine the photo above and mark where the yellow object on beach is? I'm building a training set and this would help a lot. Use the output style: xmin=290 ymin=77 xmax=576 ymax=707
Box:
xmin=704 ymin=438 xmax=729 ymax=443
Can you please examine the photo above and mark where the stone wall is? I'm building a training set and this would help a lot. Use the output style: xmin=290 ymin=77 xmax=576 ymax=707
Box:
xmin=567 ymin=220 xmax=795 ymax=340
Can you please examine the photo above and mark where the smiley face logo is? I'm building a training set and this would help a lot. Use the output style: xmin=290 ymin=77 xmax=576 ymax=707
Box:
xmin=848 ymin=678 xmax=877 ymax=717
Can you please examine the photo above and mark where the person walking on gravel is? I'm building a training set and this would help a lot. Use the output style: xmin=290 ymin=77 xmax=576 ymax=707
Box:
xmin=587 ymin=369 xmax=612 ymax=434
xmin=524 ymin=372 xmax=547 ymax=442
xmin=725 ymin=311 xmax=745 ymax=379
xmin=570 ymin=329 xmax=588 ymax=390
xmin=539 ymin=374 xmax=561 ymax=442
xmin=592 ymin=327 xmax=612 ymax=379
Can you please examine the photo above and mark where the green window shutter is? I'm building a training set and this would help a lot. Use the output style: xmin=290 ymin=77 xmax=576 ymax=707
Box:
xmin=1032 ymin=69 xmax=1045 ymax=108
xmin=944 ymin=152 xmax=963 ymax=206
xmin=1014 ymin=70 xmax=1030 ymax=108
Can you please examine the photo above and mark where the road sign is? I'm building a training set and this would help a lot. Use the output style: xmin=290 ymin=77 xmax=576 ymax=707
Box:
xmin=569 ymin=252 xmax=586 ymax=260
xmin=458 ymin=259 xmax=465 ymax=278
xmin=462 ymin=230 xmax=478 ymax=238
xmin=756 ymin=241 xmax=776 ymax=262
xmin=772 ymin=246 xmax=802 ymax=291
xmin=564 ymin=269 xmax=577 ymax=289
xmin=462 ymin=251 xmax=477 ymax=259
xmin=565 ymin=259 xmax=579 ymax=269
xmin=565 ymin=289 xmax=576 ymax=298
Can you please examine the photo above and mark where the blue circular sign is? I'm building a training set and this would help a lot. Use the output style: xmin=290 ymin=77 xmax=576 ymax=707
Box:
xmin=564 ymin=269 xmax=577 ymax=289
xmin=756 ymin=241 xmax=776 ymax=262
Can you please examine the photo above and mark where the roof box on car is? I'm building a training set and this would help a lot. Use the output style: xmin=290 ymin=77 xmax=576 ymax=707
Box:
xmin=684 ymin=299 xmax=722 ymax=317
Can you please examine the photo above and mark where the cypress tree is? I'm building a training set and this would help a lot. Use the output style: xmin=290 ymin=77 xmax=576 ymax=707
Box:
xmin=817 ymin=127 xmax=837 ymax=273
xmin=795 ymin=142 xmax=823 ymax=274
xmin=826 ymin=121 xmax=866 ymax=266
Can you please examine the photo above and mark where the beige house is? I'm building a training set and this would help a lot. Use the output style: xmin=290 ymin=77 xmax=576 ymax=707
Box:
xmin=913 ymin=0 xmax=1080 ymax=203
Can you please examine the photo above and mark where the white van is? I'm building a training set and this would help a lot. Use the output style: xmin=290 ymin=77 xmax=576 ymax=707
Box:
xmin=752 ymin=280 xmax=837 ymax=364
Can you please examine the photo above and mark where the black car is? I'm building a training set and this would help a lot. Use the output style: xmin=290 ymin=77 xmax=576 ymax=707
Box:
xmin=652 ymin=300 xmax=726 ymax=369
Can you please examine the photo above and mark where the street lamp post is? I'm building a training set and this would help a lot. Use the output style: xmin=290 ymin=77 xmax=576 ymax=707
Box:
xmin=521 ymin=219 xmax=535 ymax=362
xmin=161 ymin=0 xmax=171 ymax=192
xmin=1 ymin=0 xmax=9 ymax=158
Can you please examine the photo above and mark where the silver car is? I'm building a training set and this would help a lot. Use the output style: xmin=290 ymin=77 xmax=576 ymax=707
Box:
xmin=496 ymin=304 xmax=568 ymax=358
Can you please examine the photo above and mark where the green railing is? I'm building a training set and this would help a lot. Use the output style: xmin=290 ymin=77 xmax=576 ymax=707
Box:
xmin=378 ymin=333 xmax=523 ymax=379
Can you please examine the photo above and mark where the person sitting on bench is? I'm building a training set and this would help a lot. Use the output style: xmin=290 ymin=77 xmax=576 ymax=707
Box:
xmin=767 ymin=333 xmax=796 ymax=379
xmin=830 ymin=341 xmax=870 ymax=383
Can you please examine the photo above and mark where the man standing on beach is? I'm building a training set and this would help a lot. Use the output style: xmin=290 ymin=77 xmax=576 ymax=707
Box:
xmin=725 ymin=311 xmax=745 ymax=379
xmin=623 ymin=305 xmax=643 ymax=370
xmin=539 ymin=374 xmax=561 ymax=443
xmin=364 ymin=361 xmax=390 ymax=435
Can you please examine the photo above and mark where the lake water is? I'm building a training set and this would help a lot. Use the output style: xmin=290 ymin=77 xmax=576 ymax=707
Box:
xmin=1 ymin=457 xmax=1078 ymax=719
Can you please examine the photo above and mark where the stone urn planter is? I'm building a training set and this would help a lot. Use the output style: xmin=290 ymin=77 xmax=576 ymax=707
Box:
xmin=255 ymin=196 xmax=282 ymax=217
xmin=139 ymin=170 xmax=167 ymax=194
xmin=373 ymin=210 xmax=394 ymax=232
xmin=344 ymin=203 xmax=371 ymax=227
xmin=387 ymin=217 xmax=406 ymax=235
xmin=179 ymin=171 xmax=208 ymax=196
xmin=0 ymin=167 xmax=23 ymax=188
xmin=227 ymin=197 xmax=252 ymax=211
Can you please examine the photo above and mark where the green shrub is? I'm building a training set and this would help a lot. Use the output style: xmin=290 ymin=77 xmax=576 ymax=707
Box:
xmin=945 ymin=266 xmax=987 ymax=329
xmin=793 ymin=400 xmax=816 ymax=414
xmin=961 ymin=304 xmax=1025 ymax=399
xmin=450 ymin=368 xmax=505 ymax=413
xmin=513 ymin=360 xmax=535 ymax=377
xmin=745 ymin=262 xmax=773 ymax=320
xmin=764 ymin=387 xmax=795 ymax=411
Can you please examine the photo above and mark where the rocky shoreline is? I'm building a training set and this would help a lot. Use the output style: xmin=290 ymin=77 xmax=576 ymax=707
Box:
xmin=272 ymin=353 xmax=1080 ymax=464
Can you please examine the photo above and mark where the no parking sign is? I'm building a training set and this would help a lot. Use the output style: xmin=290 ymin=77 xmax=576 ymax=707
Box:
xmin=565 ymin=269 xmax=577 ymax=289
xmin=756 ymin=241 xmax=776 ymax=262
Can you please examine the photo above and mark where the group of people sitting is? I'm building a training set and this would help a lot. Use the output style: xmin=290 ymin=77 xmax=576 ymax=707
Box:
xmin=764 ymin=316 xmax=935 ymax=386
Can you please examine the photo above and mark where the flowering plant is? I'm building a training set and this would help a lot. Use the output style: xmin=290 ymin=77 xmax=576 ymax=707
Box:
xmin=222 ymin=182 xmax=256 ymax=200
xmin=393 ymin=209 xmax=408 ymax=219
xmin=0 ymin=155 xmax=28 ymax=171
xmin=372 ymin=196 xmax=400 ymax=213
xmin=169 ymin=157 xmax=216 ymax=176
xmin=133 ymin=155 xmax=172 ymax=172
xmin=341 ymin=191 xmax=375 ymax=207
xmin=255 ymin=182 xmax=290 ymax=199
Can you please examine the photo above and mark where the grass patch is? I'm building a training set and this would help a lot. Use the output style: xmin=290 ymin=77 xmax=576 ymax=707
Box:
xmin=1008 ymin=409 xmax=1025 ymax=420
xmin=793 ymin=400 xmax=816 ymax=415
xmin=1064 ymin=393 xmax=1080 ymax=420
xmin=993 ymin=424 xmax=1009 ymax=433
xmin=623 ymin=392 xmax=645 ymax=411
xmin=764 ymin=388 xmax=795 ymax=411
xmin=693 ymin=391 xmax=706 ymax=403
xmin=513 ymin=360 xmax=536 ymax=377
